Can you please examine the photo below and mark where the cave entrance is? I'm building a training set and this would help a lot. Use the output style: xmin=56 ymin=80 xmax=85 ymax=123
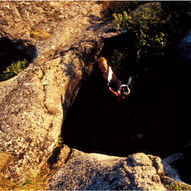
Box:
xmin=0 ymin=35 xmax=37 ymax=81
xmin=62 ymin=32 xmax=170 ymax=157
xmin=62 ymin=32 xmax=191 ymax=161
xmin=62 ymin=33 xmax=139 ymax=157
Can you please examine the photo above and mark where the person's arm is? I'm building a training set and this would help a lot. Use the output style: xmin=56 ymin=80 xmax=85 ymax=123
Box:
xmin=109 ymin=87 xmax=127 ymax=102
xmin=108 ymin=87 xmax=119 ymax=97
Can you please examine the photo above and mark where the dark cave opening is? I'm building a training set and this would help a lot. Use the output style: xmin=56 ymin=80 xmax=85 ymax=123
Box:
xmin=0 ymin=36 xmax=37 ymax=81
xmin=62 ymin=33 xmax=191 ymax=183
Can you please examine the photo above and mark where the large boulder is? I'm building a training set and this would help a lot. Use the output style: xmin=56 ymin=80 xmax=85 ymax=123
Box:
xmin=48 ymin=150 xmax=186 ymax=190
xmin=0 ymin=1 xmax=116 ymax=183
xmin=48 ymin=151 xmax=166 ymax=190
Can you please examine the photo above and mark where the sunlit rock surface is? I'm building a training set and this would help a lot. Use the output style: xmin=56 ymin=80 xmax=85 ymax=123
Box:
xmin=0 ymin=1 xmax=116 ymax=182
xmin=48 ymin=150 xmax=182 ymax=190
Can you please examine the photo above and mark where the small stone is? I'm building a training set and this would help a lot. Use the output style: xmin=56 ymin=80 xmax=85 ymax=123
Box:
xmin=30 ymin=28 xmax=51 ymax=41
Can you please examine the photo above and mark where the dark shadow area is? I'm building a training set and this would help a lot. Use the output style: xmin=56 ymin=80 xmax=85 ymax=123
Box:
xmin=62 ymin=32 xmax=191 ymax=183
xmin=0 ymin=36 xmax=37 ymax=77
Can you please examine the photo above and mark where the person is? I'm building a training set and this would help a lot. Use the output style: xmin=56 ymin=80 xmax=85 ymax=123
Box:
xmin=97 ymin=57 xmax=130 ymax=101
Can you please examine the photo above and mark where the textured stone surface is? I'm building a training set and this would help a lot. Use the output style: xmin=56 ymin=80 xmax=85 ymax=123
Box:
xmin=49 ymin=149 xmax=191 ymax=190
xmin=162 ymin=153 xmax=183 ymax=182
xmin=0 ymin=152 xmax=12 ymax=172
xmin=48 ymin=151 xmax=166 ymax=190
xmin=0 ymin=1 xmax=116 ymax=182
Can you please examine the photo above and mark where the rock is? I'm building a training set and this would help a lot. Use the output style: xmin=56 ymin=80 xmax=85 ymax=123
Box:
xmin=48 ymin=151 xmax=166 ymax=190
xmin=48 ymin=149 xmax=191 ymax=190
xmin=162 ymin=153 xmax=182 ymax=182
xmin=179 ymin=29 xmax=191 ymax=62
xmin=0 ymin=152 xmax=12 ymax=189
xmin=0 ymin=152 xmax=12 ymax=172
xmin=0 ymin=1 xmax=117 ymax=183
xmin=30 ymin=28 xmax=51 ymax=41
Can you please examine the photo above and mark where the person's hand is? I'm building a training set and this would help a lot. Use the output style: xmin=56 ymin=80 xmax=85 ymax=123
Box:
xmin=109 ymin=87 xmax=119 ymax=97
xmin=117 ymin=91 xmax=125 ymax=102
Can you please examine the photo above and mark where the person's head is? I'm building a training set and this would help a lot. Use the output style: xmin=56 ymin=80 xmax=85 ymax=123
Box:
xmin=97 ymin=57 xmax=108 ymax=73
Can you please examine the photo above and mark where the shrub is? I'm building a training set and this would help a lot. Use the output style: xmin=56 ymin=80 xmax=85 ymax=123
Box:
xmin=112 ymin=3 xmax=167 ymax=58
xmin=102 ymin=1 xmax=144 ymax=16
xmin=0 ymin=59 xmax=29 ymax=81
xmin=103 ymin=2 xmax=191 ymax=83
xmin=55 ymin=137 xmax=64 ymax=148
xmin=112 ymin=2 xmax=191 ymax=57
xmin=168 ymin=181 xmax=191 ymax=190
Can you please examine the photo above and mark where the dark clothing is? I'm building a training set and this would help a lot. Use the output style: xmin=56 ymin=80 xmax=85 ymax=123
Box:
xmin=91 ymin=65 xmax=120 ymax=100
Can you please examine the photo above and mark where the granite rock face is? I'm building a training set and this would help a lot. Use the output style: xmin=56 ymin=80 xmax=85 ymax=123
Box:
xmin=48 ymin=150 xmax=180 ymax=190
xmin=0 ymin=1 xmax=116 ymax=182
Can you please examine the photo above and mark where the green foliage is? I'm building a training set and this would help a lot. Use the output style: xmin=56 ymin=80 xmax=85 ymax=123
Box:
xmin=112 ymin=2 xmax=191 ymax=58
xmin=112 ymin=11 xmax=128 ymax=31
xmin=112 ymin=3 xmax=168 ymax=57
xmin=108 ymin=48 xmax=130 ymax=80
xmin=168 ymin=181 xmax=191 ymax=190
xmin=104 ymin=1 xmax=144 ymax=16
xmin=107 ymin=1 xmax=191 ymax=83
xmin=0 ymin=59 xmax=29 ymax=81
xmin=55 ymin=137 xmax=64 ymax=148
